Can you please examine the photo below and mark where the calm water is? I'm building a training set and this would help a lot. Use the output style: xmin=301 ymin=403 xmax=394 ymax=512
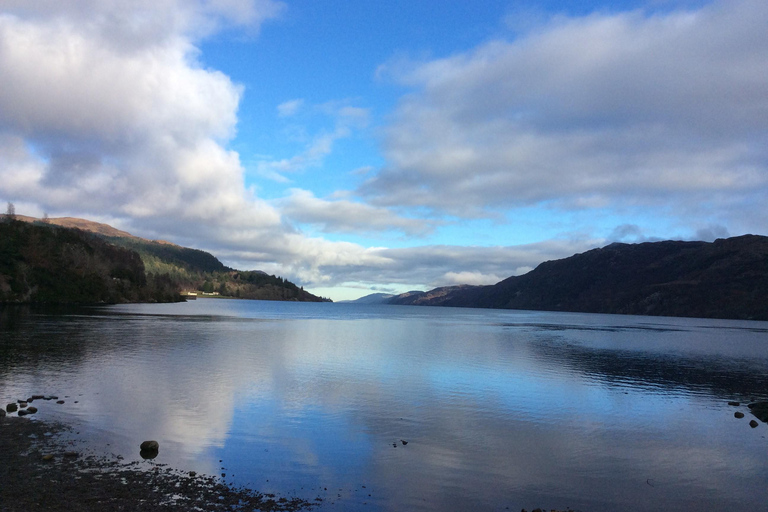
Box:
xmin=2 ymin=299 xmax=767 ymax=511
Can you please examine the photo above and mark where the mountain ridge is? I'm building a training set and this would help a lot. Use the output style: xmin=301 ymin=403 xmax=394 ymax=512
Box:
xmin=389 ymin=235 xmax=768 ymax=320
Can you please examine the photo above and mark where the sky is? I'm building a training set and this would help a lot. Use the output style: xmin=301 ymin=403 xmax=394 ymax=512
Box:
xmin=0 ymin=0 xmax=766 ymax=301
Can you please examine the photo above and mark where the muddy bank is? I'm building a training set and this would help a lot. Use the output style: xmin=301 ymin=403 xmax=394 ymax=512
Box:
xmin=0 ymin=416 xmax=318 ymax=511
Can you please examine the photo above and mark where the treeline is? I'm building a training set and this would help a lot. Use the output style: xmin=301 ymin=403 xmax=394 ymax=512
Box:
xmin=198 ymin=270 xmax=325 ymax=301
xmin=2 ymin=214 xmax=329 ymax=304
xmin=0 ymin=219 xmax=181 ymax=304
xmin=107 ymin=237 xmax=328 ymax=302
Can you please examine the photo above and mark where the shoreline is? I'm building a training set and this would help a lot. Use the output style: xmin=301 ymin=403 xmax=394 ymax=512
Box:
xmin=0 ymin=415 xmax=318 ymax=511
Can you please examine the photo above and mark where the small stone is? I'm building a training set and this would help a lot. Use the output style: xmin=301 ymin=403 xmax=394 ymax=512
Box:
xmin=42 ymin=454 xmax=55 ymax=461
xmin=31 ymin=395 xmax=45 ymax=400
xmin=26 ymin=406 xmax=37 ymax=414
xmin=6 ymin=403 xmax=17 ymax=413
xmin=56 ymin=400 xmax=65 ymax=404
xmin=735 ymin=412 xmax=745 ymax=418
xmin=189 ymin=471 xmax=196 ymax=477
xmin=0 ymin=409 xmax=6 ymax=418
xmin=63 ymin=451 xmax=78 ymax=458
xmin=728 ymin=401 xmax=741 ymax=406
xmin=401 ymin=440 xmax=408 ymax=445
xmin=18 ymin=402 xmax=27 ymax=409
xmin=17 ymin=409 xmax=28 ymax=416
xmin=749 ymin=420 xmax=759 ymax=428
xmin=140 ymin=440 xmax=159 ymax=459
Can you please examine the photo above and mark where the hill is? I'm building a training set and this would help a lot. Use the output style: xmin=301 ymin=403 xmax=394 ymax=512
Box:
xmin=388 ymin=235 xmax=768 ymax=321
xmin=0 ymin=219 xmax=180 ymax=303
xmin=6 ymin=215 xmax=327 ymax=304
xmin=338 ymin=293 xmax=395 ymax=304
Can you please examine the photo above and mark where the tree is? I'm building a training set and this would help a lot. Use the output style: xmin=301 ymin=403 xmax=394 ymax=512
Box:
xmin=5 ymin=202 xmax=15 ymax=220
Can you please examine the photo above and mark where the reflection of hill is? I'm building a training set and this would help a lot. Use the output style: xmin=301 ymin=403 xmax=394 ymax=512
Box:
xmin=522 ymin=324 xmax=768 ymax=401
xmin=390 ymin=235 xmax=768 ymax=320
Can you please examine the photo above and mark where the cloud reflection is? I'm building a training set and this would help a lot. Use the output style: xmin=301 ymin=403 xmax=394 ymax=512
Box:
xmin=2 ymin=303 xmax=767 ymax=511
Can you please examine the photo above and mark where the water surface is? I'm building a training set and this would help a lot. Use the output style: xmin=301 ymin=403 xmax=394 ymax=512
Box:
xmin=2 ymin=300 xmax=767 ymax=511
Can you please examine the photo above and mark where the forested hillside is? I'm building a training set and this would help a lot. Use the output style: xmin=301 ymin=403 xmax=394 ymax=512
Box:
xmin=0 ymin=219 xmax=180 ymax=303
xmin=389 ymin=235 xmax=768 ymax=321
xmin=5 ymin=214 xmax=328 ymax=304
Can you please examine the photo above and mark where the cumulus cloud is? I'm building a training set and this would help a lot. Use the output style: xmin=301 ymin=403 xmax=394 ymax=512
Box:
xmin=0 ymin=0 xmax=286 ymax=235
xmin=363 ymin=0 xmax=768 ymax=228
xmin=278 ymin=188 xmax=434 ymax=236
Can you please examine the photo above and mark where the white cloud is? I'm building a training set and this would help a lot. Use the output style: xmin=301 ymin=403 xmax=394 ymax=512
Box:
xmin=442 ymin=271 xmax=502 ymax=286
xmin=0 ymin=1 xmax=285 ymax=232
xmin=363 ymin=0 xmax=768 ymax=229
xmin=278 ymin=188 xmax=434 ymax=236
xmin=287 ymin=238 xmax=599 ymax=290
xmin=277 ymin=98 xmax=304 ymax=117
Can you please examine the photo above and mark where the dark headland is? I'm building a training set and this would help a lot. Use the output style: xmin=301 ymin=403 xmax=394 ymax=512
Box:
xmin=389 ymin=235 xmax=768 ymax=321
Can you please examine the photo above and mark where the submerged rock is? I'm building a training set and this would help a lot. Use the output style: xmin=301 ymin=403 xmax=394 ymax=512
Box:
xmin=735 ymin=412 xmax=745 ymax=419
xmin=749 ymin=420 xmax=759 ymax=428
xmin=26 ymin=407 xmax=38 ymax=414
xmin=728 ymin=401 xmax=741 ymax=406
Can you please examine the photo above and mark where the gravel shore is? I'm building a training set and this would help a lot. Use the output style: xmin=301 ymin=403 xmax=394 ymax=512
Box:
xmin=0 ymin=416 xmax=318 ymax=511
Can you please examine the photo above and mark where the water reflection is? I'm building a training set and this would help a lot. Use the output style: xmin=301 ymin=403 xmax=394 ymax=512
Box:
xmin=1 ymin=301 xmax=767 ymax=511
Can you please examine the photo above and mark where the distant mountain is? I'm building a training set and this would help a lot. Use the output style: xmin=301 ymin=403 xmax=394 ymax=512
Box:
xmin=388 ymin=235 xmax=768 ymax=321
xmin=339 ymin=293 xmax=396 ymax=304
xmin=385 ymin=286 xmax=472 ymax=306
xmin=7 ymin=215 xmax=328 ymax=304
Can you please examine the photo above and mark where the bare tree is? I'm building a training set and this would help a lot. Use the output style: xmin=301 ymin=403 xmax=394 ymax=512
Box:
xmin=5 ymin=202 xmax=15 ymax=220
xmin=43 ymin=212 xmax=50 ymax=223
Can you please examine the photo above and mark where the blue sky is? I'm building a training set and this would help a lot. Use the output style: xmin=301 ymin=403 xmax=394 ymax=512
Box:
xmin=1 ymin=0 xmax=766 ymax=300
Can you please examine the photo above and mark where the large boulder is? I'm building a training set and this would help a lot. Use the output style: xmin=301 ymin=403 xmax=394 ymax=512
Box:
xmin=6 ymin=403 xmax=17 ymax=413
